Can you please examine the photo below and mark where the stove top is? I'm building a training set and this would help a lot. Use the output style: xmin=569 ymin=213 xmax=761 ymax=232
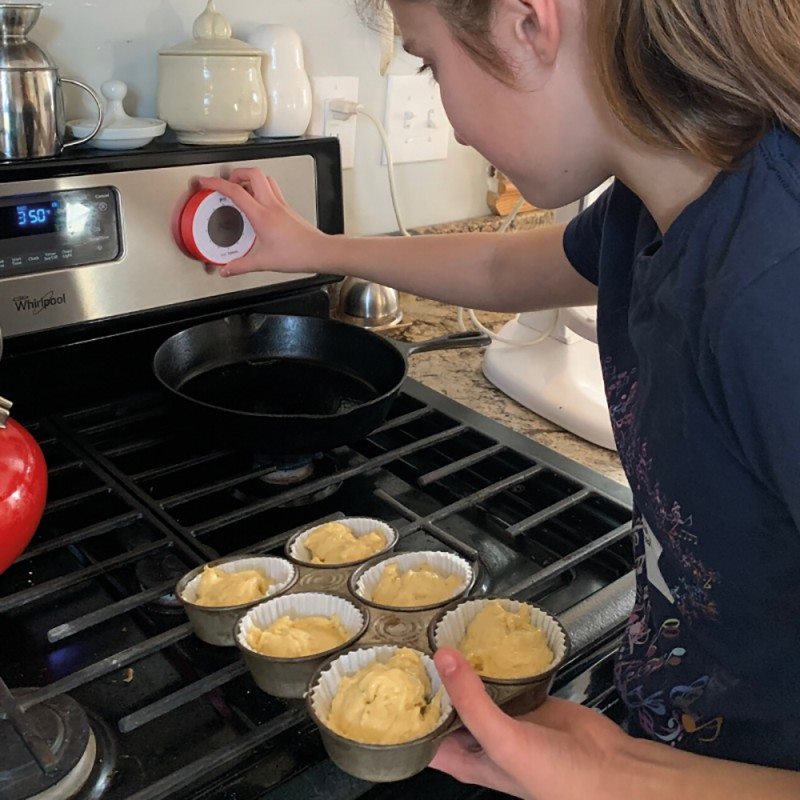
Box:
xmin=0 ymin=377 xmax=633 ymax=800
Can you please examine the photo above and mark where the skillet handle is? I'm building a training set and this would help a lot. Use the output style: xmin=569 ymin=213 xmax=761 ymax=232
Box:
xmin=394 ymin=330 xmax=491 ymax=357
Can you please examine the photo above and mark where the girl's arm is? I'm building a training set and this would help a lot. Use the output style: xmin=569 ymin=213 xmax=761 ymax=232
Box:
xmin=197 ymin=170 xmax=597 ymax=313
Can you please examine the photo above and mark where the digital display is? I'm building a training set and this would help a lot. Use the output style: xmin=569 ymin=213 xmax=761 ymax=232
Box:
xmin=0 ymin=187 xmax=120 ymax=278
xmin=0 ymin=200 xmax=62 ymax=238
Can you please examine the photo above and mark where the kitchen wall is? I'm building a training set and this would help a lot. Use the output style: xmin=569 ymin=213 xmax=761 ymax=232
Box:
xmin=28 ymin=0 xmax=490 ymax=235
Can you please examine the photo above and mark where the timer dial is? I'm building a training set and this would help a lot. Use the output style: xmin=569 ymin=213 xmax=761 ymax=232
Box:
xmin=179 ymin=190 xmax=256 ymax=266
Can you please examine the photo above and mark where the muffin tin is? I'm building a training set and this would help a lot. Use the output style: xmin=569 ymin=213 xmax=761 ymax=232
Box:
xmin=176 ymin=517 xmax=571 ymax=782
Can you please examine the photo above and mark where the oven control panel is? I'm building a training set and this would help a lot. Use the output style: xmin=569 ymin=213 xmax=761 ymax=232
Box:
xmin=0 ymin=187 xmax=121 ymax=278
xmin=0 ymin=140 xmax=343 ymax=339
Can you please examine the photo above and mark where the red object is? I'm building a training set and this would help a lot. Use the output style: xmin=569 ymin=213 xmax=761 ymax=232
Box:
xmin=180 ymin=188 xmax=215 ymax=263
xmin=0 ymin=418 xmax=47 ymax=573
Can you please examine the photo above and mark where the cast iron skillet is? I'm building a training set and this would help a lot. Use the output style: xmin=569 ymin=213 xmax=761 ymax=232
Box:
xmin=153 ymin=314 xmax=489 ymax=455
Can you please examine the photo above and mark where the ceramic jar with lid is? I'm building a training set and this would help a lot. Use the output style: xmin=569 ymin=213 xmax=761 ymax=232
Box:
xmin=247 ymin=25 xmax=312 ymax=138
xmin=157 ymin=0 xmax=268 ymax=145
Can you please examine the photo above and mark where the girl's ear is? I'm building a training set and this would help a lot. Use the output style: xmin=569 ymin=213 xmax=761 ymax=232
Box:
xmin=497 ymin=0 xmax=561 ymax=66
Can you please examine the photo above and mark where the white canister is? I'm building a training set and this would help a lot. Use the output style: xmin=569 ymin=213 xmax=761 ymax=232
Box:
xmin=157 ymin=1 xmax=268 ymax=145
xmin=247 ymin=25 xmax=312 ymax=138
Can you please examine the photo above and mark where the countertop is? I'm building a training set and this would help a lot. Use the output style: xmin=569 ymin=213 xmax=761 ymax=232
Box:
xmin=380 ymin=209 xmax=627 ymax=486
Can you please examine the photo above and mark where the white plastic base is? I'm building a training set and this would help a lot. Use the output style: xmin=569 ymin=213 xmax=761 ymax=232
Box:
xmin=482 ymin=317 xmax=617 ymax=451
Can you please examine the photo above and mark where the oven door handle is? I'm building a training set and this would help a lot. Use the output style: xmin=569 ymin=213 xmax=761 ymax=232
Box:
xmin=559 ymin=571 xmax=635 ymax=656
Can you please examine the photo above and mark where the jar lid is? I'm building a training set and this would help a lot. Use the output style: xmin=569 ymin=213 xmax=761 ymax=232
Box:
xmin=68 ymin=81 xmax=166 ymax=144
xmin=159 ymin=0 xmax=263 ymax=57
xmin=67 ymin=81 xmax=167 ymax=150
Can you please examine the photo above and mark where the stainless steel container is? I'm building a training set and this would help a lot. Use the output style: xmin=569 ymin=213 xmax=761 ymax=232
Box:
xmin=0 ymin=4 xmax=103 ymax=160
xmin=333 ymin=277 xmax=403 ymax=330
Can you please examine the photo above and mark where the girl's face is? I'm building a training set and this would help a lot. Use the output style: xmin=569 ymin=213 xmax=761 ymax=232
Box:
xmin=389 ymin=0 xmax=615 ymax=208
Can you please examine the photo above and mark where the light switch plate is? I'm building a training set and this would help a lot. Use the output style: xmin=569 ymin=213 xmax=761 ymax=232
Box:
xmin=383 ymin=74 xmax=449 ymax=164
xmin=308 ymin=76 xmax=359 ymax=169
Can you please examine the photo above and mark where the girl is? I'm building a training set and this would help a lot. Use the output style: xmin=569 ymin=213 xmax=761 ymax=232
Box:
xmin=199 ymin=1 xmax=800 ymax=796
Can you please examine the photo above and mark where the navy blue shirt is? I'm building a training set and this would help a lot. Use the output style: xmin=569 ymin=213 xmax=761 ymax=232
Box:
xmin=563 ymin=127 xmax=800 ymax=769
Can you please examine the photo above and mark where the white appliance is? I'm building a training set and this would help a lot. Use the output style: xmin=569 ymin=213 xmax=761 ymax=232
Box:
xmin=482 ymin=182 xmax=617 ymax=451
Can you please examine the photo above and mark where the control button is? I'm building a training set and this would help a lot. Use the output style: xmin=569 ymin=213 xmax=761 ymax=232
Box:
xmin=0 ymin=259 xmax=6 ymax=269
xmin=98 ymin=201 xmax=109 ymax=212
xmin=43 ymin=252 xmax=59 ymax=262
xmin=11 ymin=256 xmax=22 ymax=267
xmin=25 ymin=254 xmax=41 ymax=265
xmin=93 ymin=191 xmax=111 ymax=200
xmin=60 ymin=249 xmax=74 ymax=260
xmin=92 ymin=225 xmax=103 ymax=236
xmin=179 ymin=189 xmax=255 ymax=265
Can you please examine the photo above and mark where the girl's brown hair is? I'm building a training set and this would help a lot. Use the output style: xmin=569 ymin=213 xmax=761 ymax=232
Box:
xmin=361 ymin=1 xmax=800 ymax=168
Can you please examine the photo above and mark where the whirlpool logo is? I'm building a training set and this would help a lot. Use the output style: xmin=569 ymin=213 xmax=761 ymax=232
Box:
xmin=12 ymin=290 xmax=67 ymax=315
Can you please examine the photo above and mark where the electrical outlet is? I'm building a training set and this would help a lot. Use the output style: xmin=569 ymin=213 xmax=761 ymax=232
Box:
xmin=383 ymin=74 xmax=449 ymax=164
xmin=308 ymin=76 xmax=359 ymax=169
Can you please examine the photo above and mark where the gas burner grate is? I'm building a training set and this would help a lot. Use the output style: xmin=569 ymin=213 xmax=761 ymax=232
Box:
xmin=0 ymin=380 xmax=633 ymax=800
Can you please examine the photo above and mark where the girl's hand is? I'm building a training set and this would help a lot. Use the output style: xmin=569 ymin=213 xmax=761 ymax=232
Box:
xmin=431 ymin=648 xmax=633 ymax=800
xmin=196 ymin=169 xmax=332 ymax=277
xmin=433 ymin=648 xmax=800 ymax=800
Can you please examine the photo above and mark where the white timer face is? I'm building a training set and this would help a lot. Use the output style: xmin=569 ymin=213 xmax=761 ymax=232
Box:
xmin=181 ymin=190 xmax=256 ymax=265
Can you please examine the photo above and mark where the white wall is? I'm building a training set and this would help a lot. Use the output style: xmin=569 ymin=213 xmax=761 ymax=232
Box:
xmin=25 ymin=0 xmax=489 ymax=235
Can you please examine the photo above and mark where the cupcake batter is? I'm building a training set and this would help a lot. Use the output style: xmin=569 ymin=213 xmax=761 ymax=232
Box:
xmin=247 ymin=614 xmax=351 ymax=658
xmin=325 ymin=648 xmax=442 ymax=745
xmin=304 ymin=522 xmax=387 ymax=565
xmin=371 ymin=562 xmax=463 ymax=607
xmin=193 ymin=565 xmax=272 ymax=607
xmin=457 ymin=601 xmax=554 ymax=679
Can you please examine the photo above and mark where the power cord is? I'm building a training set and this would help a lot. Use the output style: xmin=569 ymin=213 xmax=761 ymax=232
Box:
xmin=328 ymin=96 xmax=557 ymax=345
xmin=328 ymin=98 xmax=410 ymax=237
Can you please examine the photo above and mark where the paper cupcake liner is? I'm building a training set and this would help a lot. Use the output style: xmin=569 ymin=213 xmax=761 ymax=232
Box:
xmin=432 ymin=598 xmax=568 ymax=679
xmin=287 ymin=518 xmax=398 ymax=567
xmin=182 ymin=556 xmax=297 ymax=607
xmin=236 ymin=592 xmax=366 ymax=659
xmin=309 ymin=645 xmax=453 ymax=743
xmin=354 ymin=551 xmax=473 ymax=609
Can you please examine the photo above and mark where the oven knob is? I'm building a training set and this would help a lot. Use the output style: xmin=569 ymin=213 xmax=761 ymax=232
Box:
xmin=179 ymin=189 xmax=256 ymax=266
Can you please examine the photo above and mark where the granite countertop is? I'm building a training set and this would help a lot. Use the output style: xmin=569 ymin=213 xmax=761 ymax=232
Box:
xmin=408 ymin=208 xmax=555 ymax=235
xmin=380 ymin=209 xmax=626 ymax=486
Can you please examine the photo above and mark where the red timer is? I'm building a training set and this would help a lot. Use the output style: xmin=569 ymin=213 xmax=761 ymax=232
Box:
xmin=180 ymin=189 xmax=256 ymax=265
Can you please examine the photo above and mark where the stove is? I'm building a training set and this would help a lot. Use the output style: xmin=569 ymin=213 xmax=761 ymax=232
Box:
xmin=0 ymin=138 xmax=634 ymax=800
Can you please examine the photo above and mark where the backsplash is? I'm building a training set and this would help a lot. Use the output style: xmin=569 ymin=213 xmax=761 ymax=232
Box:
xmin=26 ymin=0 xmax=489 ymax=235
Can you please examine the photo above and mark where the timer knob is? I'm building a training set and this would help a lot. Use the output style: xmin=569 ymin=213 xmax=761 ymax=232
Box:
xmin=179 ymin=189 xmax=256 ymax=265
